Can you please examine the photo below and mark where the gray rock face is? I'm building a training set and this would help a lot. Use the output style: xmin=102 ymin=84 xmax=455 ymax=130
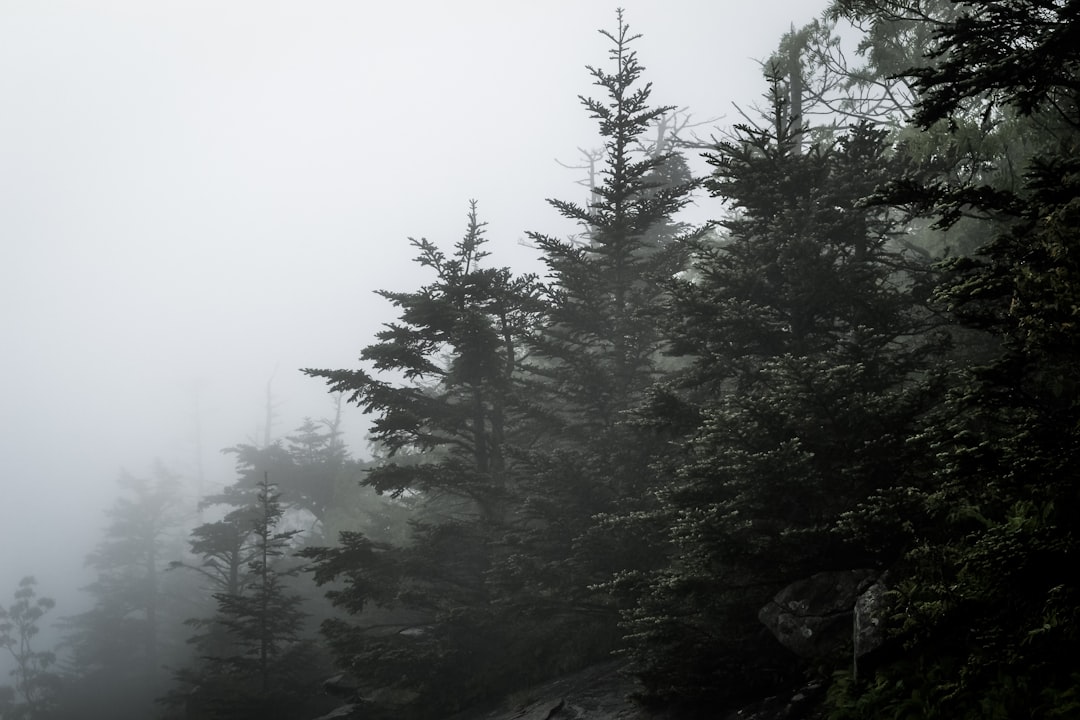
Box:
xmin=853 ymin=578 xmax=888 ymax=659
xmin=758 ymin=570 xmax=877 ymax=660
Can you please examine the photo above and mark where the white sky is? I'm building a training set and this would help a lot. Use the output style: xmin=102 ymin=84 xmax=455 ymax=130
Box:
xmin=0 ymin=0 xmax=831 ymax=617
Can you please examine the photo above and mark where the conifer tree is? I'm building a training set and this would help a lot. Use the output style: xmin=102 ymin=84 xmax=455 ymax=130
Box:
xmin=525 ymin=10 xmax=696 ymax=442
xmin=622 ymin=75 xmax=943 ymax=708
xmin=498 ymin=12 xmax=701 ymax=648
xmin=305 ymin=200 xmax=538 ymax=525
xmin=59 ymin=464 xmax=187 ymax=720
xmin=824 ymin=3 xmax=1080 ymax=716
xmin=0 ymin=577 xmax=58 ymax=720
xmin=301 ymin=202 xmax=542 ymax=718
xmin=175 ymin=475 xmax=315 ymax=720
xmin=210 ymin=413 xmax=351 ymax=531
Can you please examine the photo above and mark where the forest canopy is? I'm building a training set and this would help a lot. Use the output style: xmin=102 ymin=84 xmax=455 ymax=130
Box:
xmin=4 ymin=3 xmax=1079 ymax=719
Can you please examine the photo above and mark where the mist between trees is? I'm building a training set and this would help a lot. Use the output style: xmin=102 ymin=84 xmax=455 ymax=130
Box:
xmin=4 ymin=2 xmax=1080 ymax=719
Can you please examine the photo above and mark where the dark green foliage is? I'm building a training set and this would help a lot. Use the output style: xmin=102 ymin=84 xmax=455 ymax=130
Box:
xmin=301 ymin=202 xmax=545 ymax=718
xmin=525 ymin=11 xmax=698 ymax=441
xmin=175 ymin=512 xmax=256 ymax=599
xmin=621 ymin=73 xmax=943 ymax=709
xmin=213 ymin=478 xmax=305 ymax=688
xmin=905 ymin=0 xmax=1080 ymax=126
xmin=497 ymin=13 xmax=703 ymax=665
xmin=304 ymin=523 xmax=529 ymax=720
xmin=305 ymin=200 xmax=539 ymax=523
xmin=824 ymin=3 xmax=1080 ymax=717
xmin=133 ymin=6 xmax=1077 ymax=719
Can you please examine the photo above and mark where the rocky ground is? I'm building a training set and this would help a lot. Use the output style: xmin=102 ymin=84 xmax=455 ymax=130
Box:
xmin=443 ymin=662 xmax=652 ymax=720
xmin=439 ymin=660 xmax=827 ymax=720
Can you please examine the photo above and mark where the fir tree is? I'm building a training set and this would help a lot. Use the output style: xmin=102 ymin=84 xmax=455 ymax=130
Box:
xmin=497 ymin=12 xmax=702 ymax=655
xmin=305 ymin=200 xmax=538 ymax=525
xmin=826 ymin=3 xmax=1080 ymax=716
xmin=622 ymin=76 xmax=943 ymax=709
xmin=525 ymin=9 xmax=697 ymax=442
xmin=211 ymin=413 xmax=351 ymax=531
xmin=174 ymin=475 xmax=315 ymax=720
xmin=59 ymin=464 xmax=187 ymax=720
xmin=301 ymin=202 xmax=542 ymax=718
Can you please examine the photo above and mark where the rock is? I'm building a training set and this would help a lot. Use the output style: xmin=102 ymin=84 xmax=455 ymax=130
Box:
xmin=513 ymin=698 xmax=564 ymax=720
xmin=721 ymin=680 xmax=824 ymax=720
xmin=311 ymin=705 xmax=358 ymax=720
xmin=759 ymin=569 xmax=876 ymax=660
xmin=321 ymin=673 xmax=360 ymax=698
xmin=721 ymin=694 xmax=786 ymax=720
xmin=854 ymin=577 xmax=888 ymax=659
xmin=442 ymin=662 xmax=652 ymax=720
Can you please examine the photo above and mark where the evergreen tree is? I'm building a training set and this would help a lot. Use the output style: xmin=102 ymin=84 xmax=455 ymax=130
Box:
xmin=174 ymin=510 xmax=257 ymax=601
xmin=58 ymin=464 xmax=187 ymax=720
xmin=622 ymin=75 xmax=943 ymax=710
xmin=301 ymin=201 xmax=542 ymax=718
xmin=306 ymin=200 xmax=538 ymax=524
xmin=496 ymin=12 xmax=701 ymax=657
xmin=525 ymin=10 xmax=696 ymax=442
xmin=0 ymin=577 xmax=58 ymax=720
xmin=174 ymin=475 xmax=318 ymax=720
xmin=826 ymin=3 xmax=1080 ymax=716
xmin=213 ymin=413 xmax=350 ymax=531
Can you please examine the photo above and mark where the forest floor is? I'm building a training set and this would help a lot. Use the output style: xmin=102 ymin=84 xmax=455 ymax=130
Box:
xmin=444 ymin=661 xmax=654 ymax=720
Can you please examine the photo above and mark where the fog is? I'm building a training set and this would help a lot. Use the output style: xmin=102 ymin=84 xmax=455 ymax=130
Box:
xmin=1 ymin=0 xmax=828 ymax=666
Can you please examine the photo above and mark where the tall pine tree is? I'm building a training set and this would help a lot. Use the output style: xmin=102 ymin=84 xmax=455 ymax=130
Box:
xmin=496 ymin=13 xmax=701 ymax=656
xmin=173 ymin=475 xmax=317 ymax=720
xmin=301 ymin=202 xmax=543 ymax=718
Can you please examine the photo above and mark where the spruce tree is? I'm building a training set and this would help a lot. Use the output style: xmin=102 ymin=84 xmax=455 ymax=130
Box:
xmin=825 ymin=3 xmax=1080 ymax=716
xmin=498 ymin=12 xmax=701 ymax=653
xmin=301 ymin=202 xmax=542 ymax=718
xmin=213 ymin=415 xmax=351 ymax=531
xmin=525 ymin=10 xmax=696 ymax=442
xmin=175 ymin=475 xmax=314 ymax=720
xmin=59 ymin=464 xmax=187 ymax=720
xmin=305 ymin=200 xmax=538 ymax=524
xmin=622 ymin=75 xmax=943 ymax=709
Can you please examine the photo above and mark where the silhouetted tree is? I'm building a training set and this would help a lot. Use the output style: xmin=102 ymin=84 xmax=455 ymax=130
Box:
xmin=494 ymin=12 xmax=702 ymax=663
xmin=0 ymin=577 xmax=58 ymax=719
xmin=174 ymin=475 xmax=319 ymax=720
xmin=302 ymin=201 xmax=543 ymax=718
xmin=307 ymin=201 xmax=538 ymax=524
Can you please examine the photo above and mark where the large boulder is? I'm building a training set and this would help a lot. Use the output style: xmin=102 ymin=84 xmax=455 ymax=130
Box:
xmin=758 ymin=570 xmax=877 ymax=661
xmin=854 ymin=577 xmax=889 ymax=659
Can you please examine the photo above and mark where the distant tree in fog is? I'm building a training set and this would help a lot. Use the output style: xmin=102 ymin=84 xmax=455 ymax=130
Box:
xmin=58 ymin=463 xmax=189 ymax=720
xmin=171 ymin=475 xmax=323 ymax=720
xmin=0 ymin=576 xmax=58 ymax=719
xmin=207 ymin=409 xmax=353 ymax=534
